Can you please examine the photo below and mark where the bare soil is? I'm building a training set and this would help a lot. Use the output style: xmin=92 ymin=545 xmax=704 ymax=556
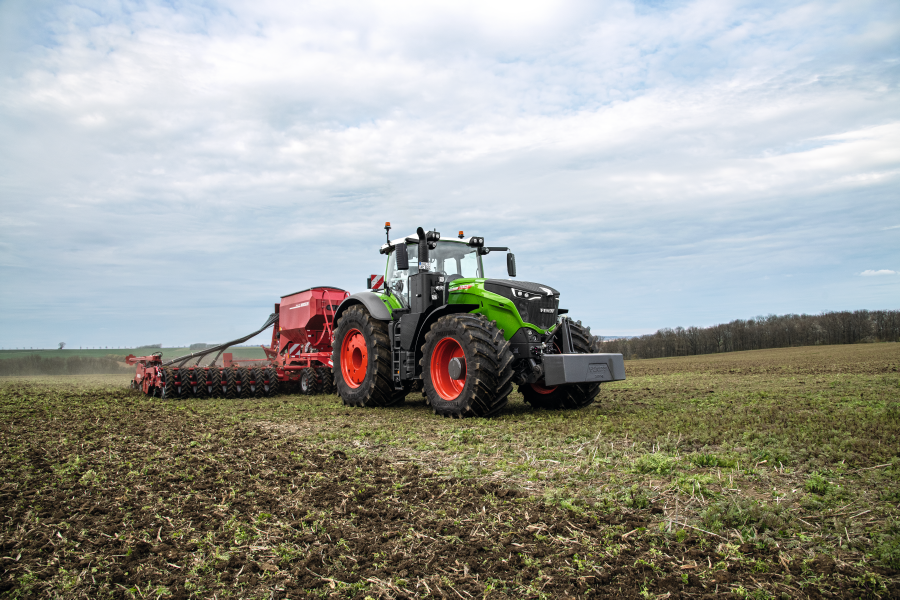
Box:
xmin=1 ymin=343 xmax=899 ymax=598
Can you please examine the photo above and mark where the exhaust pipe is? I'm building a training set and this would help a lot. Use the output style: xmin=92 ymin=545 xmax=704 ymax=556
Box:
xmin=416 ymin=227 xmax=430 ymax=271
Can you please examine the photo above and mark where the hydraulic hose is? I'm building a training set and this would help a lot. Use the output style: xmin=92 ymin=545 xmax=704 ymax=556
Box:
xmin=162 ymin=313 xmax=279 ymax=367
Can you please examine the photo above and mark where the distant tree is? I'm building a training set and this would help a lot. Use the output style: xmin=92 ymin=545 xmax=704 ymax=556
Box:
xmin=58 ymin=342 xmax=66 ymax=350
xmin=597 ymin=309 xmax=900 ymax=359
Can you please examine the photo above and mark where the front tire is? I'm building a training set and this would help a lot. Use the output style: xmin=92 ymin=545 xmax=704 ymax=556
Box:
xmin=332 ymin=305 xmax=395 ymax=407
xmin=422 ymin=313 xmax=513 ymax=418
xmin=520 ymin=319 xmax=601 ymax=410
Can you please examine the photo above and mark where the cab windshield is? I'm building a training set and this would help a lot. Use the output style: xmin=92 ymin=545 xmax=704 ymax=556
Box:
xmin=386 ymin=240 xmax=483 ymax=305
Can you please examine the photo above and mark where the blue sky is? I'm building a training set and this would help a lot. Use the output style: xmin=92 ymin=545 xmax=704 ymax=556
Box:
xmin=0 ymin=0 xmax=898 ymax=349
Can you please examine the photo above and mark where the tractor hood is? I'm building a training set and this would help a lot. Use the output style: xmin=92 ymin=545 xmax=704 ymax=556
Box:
xmin=483 ymin=279 xmax=560 ymax=330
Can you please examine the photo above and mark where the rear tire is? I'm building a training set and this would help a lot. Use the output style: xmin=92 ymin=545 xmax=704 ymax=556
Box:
xmin=332 ymin=305 xmax=395 ymax=407
xmin=422 ymin=313 xmax=513 ymax=418
xmin=520 ymin=319 xmax=601 ymax=410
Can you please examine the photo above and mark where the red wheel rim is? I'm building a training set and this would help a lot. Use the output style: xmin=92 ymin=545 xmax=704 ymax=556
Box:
xmin=340 ymin=328 xmax=367 ymax=389
xmin=531 ymin=380 xmax=557 ymax=395
xmin=431 ymin=337 xmax=466 ymax=400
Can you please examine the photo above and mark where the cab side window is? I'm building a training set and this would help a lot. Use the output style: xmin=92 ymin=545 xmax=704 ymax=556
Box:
xmin=387 ymin=244 xmax=417 ymax=307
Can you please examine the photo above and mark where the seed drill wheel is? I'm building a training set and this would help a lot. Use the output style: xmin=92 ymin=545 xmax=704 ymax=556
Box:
xmin=194 ymin=367 xmax=209 ymax=398
xmin=519 ymin=320 xmax=602 ymax=410
xmin=316 ymin=367 xmax=335 ymax=395
xmin=159 ymin=367 xmax=176 ymax=399
xmin=250 ymin=367 xmax=265 ymax=398
xmin=224 ymin=367 xmax=239 ymax=398
xmin=264 ymin=367 xmax=279 ymax=396
xmin=207 ymin=366 xmax=222 ymax=397
xmin=299 ymin=368 xmax=320 ymax=395
xmin=422 ymin=313 xmax=514 ymax=418
xmin=238 ymin=367 xmax=253 ymax=399
xmin=174 ymin=368 xmax=188 ymax=398
xmin=332 ymin=304 xmax=397 ymax=407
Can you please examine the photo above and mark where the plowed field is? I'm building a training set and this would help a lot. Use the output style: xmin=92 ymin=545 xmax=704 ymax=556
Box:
xmin=2 ymin=343 xmax=899 ymax=598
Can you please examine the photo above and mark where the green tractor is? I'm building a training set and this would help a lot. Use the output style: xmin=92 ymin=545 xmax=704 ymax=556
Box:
xmin=331 ymin=224 xmax=625 ymax=417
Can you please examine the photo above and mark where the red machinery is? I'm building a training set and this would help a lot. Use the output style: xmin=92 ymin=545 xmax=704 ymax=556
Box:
xmin=127 ymin=286 xmax=349 ymax=399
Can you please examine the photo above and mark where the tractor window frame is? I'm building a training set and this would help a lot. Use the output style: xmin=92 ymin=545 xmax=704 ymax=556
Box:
xmin=385 ymin=241 xmax=484 ymax=305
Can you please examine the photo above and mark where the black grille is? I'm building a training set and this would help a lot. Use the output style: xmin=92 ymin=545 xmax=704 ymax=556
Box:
xmin=515 ymin=295 xmax=558 ymax=329
xmin=484 ymin=280 xmax=559 ymax=330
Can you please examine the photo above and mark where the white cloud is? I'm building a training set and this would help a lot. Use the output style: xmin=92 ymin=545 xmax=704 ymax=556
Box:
xmin=0 ymin=0 xmax=899 ymax=345
xmin=860 ymin=270 xmax=898 ymax=276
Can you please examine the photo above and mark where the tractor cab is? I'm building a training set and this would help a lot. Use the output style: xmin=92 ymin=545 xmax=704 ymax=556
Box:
xmin=383 ymin=235 xmax=485 ymax=307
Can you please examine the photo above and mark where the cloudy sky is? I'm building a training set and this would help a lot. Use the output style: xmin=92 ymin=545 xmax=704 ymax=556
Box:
xmin=1 ymin=0 xmax=898 ymax=349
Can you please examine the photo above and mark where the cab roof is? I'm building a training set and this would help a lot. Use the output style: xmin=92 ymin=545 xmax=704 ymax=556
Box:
xmin=380 ymin=235 xmax=477 ymax=252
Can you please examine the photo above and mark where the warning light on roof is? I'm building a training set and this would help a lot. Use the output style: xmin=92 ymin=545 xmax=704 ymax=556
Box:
xmin=458 ymin=230 xmax=464 ymax=239
xmin=385 ymin=222 xmax=391 ymax=227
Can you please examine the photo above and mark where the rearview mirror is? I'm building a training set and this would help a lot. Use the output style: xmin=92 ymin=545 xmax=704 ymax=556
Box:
xmin=506 ymin=253 xmax=516 ymax=277
xmin=396 ymin=244 xmax=409 ymax=271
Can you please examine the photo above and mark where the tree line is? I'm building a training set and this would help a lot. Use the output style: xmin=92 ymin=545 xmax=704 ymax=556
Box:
xmin=596 ymin=310 xmax=900 ymax=360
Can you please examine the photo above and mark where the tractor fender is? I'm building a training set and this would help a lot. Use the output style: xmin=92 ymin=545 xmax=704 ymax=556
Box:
xmin=333 ymin=292 xmax=392 ymax=324
xmin=411 ymin=303 xmax=479 ymax=363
